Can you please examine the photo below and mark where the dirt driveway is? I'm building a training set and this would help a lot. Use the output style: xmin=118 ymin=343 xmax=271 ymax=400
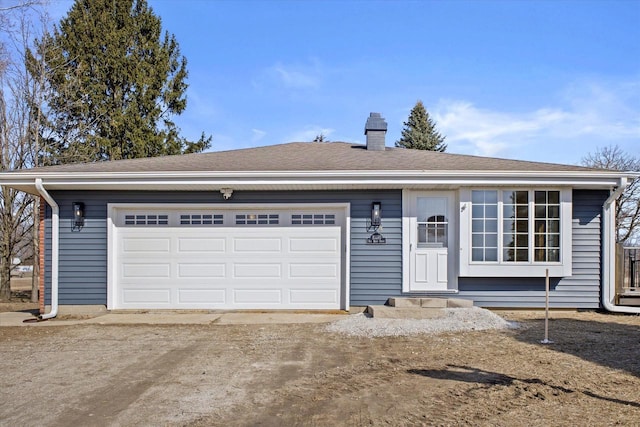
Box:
xmin=0 ymin=311 xmax=639 ymax=426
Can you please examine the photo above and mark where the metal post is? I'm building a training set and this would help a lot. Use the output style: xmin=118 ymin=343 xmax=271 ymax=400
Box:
xmin=541 ymin=268 xmax=553 ymax=344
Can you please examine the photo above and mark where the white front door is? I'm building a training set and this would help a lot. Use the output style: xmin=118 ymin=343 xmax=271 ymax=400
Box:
xmin=409 ymin=192 xmax=455 ymax=291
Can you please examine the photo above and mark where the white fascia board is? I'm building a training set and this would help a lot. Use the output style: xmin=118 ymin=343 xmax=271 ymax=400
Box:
xmin=1 ymin=170 xmax=634 ymax=193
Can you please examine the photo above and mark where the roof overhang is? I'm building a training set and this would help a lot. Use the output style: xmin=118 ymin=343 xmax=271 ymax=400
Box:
xmin=1 ymin=170 xmax=636 ymax=194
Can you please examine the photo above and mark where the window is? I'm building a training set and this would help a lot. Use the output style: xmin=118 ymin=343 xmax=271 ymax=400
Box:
xmin=235 ymin=213 xmax=279 ymax=225
xmin=124 ymin=214 xmax=169 ymax=226
xmin=291 ymin=213 xmax=336 ymax=225
xmin=416 ymin=197 xmax=449 ymax=248
xmin=502 ymin=190 xmax=529 ymax=262
xmin=471 ymin=190 xmax=498 ymax=261
xmin=179 ymin=213 xmax=223 ymax=226
xmin=461 ymin=188 xmax=571 ymax=277
xmin=534 ymin=191 xmax=560 ymax=262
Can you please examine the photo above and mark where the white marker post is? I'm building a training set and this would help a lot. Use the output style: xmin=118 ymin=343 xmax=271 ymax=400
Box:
xmin=541 ymin=268 xmax=553 ymax=344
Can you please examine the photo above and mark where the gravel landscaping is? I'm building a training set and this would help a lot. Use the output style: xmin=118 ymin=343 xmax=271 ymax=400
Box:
xmin=326 ymin=307 xmax=519 ymax=337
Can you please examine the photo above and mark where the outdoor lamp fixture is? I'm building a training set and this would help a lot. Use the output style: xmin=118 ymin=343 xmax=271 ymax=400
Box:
xmin=371 ymin=202 xmax=382 ymax=227
xmin=220 ymin=188 xmax=233 ymax=200
xmin=367 ymin=201 xmax=386 ymax=244
xmin=73 ymin=202 xmax=85 ymax=227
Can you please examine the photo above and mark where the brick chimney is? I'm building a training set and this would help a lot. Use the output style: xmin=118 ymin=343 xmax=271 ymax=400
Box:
xmin=364 ymin=112 xmax=387 ymax=151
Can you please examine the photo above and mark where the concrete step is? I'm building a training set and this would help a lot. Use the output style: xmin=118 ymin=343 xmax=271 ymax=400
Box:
xmin=388 ymin=297 xmax=473 ymax=308
xmin=367 ymin=305 xmax=446 ymax=319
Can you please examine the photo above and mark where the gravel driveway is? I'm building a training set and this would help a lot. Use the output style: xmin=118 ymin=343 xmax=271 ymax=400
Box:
xmin=1 ymin=311 xmax=639 ymax=426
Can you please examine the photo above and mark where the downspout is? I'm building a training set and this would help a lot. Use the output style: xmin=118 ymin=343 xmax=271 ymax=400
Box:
xmin=601 ymin=177 xmax=640 ymax=314
xmin=34 ymin=178 xmax=59 ymax=320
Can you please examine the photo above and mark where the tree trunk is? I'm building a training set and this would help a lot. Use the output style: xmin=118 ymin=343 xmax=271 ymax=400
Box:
xmin=0 ymin=232 xmax=10 ymax=301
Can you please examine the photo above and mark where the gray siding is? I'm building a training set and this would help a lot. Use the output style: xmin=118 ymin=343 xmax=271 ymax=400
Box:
xmin=44 ymin=190 xmax=402 ymax=306
xmin=43 ymin=188 xmax=609 ymax=309
xmin=458 ymin=190 xmax=608 ymax=308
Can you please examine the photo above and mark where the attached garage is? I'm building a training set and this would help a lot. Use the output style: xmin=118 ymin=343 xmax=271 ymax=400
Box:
xmin=107 ymin=204 xmax=349 ymax=310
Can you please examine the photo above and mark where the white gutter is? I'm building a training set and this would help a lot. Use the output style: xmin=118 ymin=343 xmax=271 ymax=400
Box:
xmin=34 ymin=178 xmax=59 ymax=320
xmin=601 ymin=177 xmax=640 ymax=314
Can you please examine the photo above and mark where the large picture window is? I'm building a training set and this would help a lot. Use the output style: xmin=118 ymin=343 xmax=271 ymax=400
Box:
xmin=461 ymin=188 xmax=571 ymax=277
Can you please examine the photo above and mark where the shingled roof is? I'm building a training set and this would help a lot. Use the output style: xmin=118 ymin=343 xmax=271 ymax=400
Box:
xmin=14 ymin=141 xmax=600 ymax=174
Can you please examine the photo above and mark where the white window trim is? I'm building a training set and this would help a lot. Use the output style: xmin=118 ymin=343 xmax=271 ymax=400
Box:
xmin=459 ymin=188 xmax=572 ymax=277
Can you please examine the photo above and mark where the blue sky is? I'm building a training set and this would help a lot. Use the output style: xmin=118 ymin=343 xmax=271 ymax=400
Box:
xmin=51 ymin=0 xmax=639 ymax=165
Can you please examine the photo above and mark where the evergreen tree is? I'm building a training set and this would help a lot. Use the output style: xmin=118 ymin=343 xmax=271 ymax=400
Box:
xmin=395 ymin=100 xmax=446 ymax=152
xmin=28 ymin=0 xmax=210 ymax=164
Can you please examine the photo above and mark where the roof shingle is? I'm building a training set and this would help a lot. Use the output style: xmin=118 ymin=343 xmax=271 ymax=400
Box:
xmin=16 ymin=142 xmax=598 ymax=174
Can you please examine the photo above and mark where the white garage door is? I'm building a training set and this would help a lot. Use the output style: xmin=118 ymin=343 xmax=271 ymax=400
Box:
xmin=110 ymin=207 xmax=344 ymax=310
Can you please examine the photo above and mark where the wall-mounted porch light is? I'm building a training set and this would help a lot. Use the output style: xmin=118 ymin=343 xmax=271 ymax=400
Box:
xmin=371 ymin=202 xmax=382 ymax=227
xmin=367 ymin=201 xmax=386 ymax=244
xmin=73 ymin=202 xmax=85 ymax=227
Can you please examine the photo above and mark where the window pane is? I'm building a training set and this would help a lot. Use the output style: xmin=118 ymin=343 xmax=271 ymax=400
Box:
xmin=486 ymin=220 xmax=497 ymax=233
xmin=516 ymin=249 xmax=529 ymax=261
xmin=535 ymin=191 xmax=546 ymax=204
xmin=549 ymin=220 xmax=560 ymax=233
xmin=516 ymin=234 xmax=528 ymax=247
xmin=503 ymin=219 xmax=515 ymax=232
xmin=535 ymin=249 xmax=546 ymax=262
xmin=485 ymin=191 xmax=498 ymax=204
xmin=472 ymin=191 xmax=485 ymax=204
xmin=485 ymin=249 xmax=498 ymax=261
xmin=472 ymin=220 xmax=484 ymax=232
xmin=472 ymin=205 xmax=484 ymax=218
xmin=548 ymin=249 xmax=560 ymax=262
xmin=515 ymin=191 xmax=528 ymax=204
xmin=485 ymin=204 xmax=498 ymax=219
xmin=503 ymin=249 xmax=515 ymax=262
xmin=503 ymin=205 xmax=515 ymax=219
xmin=503 ymin=234 xmax=515 ymax=247
xmin=548 ymin=191 xmax=560 ymax=204
xmin=485 ymin=234 xmax=497 ymax=247
xmin=548 ymin=206 xmax=560 ymax=218
xmin=548 ymin=234 xmax=560 ymax=247
xmin=535 ymin=205 xmax=546 ymax=218
xmin=514 ymin=220 xmax=526 ymax=232
xmin=472 ymin=248 xmax=484 ymax=261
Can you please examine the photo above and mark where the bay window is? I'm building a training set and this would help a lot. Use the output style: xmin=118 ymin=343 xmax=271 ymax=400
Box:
xmin=461 ymin=188 xmax=571 ymax=277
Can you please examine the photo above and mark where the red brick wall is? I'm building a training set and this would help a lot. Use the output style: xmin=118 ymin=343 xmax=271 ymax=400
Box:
xmin=39 ymin=196 xmax=45 ymax=314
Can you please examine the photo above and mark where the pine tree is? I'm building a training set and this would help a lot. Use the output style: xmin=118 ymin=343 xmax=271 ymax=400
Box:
xmin=28 ymin=0 xmax=210 ymax=164
xmin=395 ymin=100 xmax=446 ymax=152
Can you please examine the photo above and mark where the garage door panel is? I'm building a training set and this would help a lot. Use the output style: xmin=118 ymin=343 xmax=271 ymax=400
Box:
xmin=290 ymin=289 xmax=338 ymax=304
xmin=178 ymin=289 xmax=226 ymax=304
xmin=123 ymin=289 xmax=171 ymax=304
xmin=114 ymin=213 xmax=342 ymax=309
xmin=177 ymin=263 xmax=226 ymax=278
xmin=234 ymin=289 xmax=282 ymax=304
xmin=122 ymin=263 xmax=171 ymax=278
xmin=178 ymin=237 xmax=226 ymax=253
xmin=123 ymin=238 xmax=171 ymax=253
xmin=233 ymin=237 xmax=282 ymax=252
xmin=233 ymin=263 xmax=282 ymax=278
xmin=289 ymin=237 xmax=338 ymax=253
xmin=289 ymin=263 xmax=338 ymax=278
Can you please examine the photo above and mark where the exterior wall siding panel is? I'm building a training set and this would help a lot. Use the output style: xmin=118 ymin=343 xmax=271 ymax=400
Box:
xmin=43 ymin=188 xmax=608 ymax=309
xmin=44 ymin=190 xmax=403 ymax=306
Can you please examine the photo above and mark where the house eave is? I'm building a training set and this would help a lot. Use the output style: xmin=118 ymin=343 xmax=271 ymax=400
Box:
xmin=1 ymin=170 xmax=634 ymax=194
